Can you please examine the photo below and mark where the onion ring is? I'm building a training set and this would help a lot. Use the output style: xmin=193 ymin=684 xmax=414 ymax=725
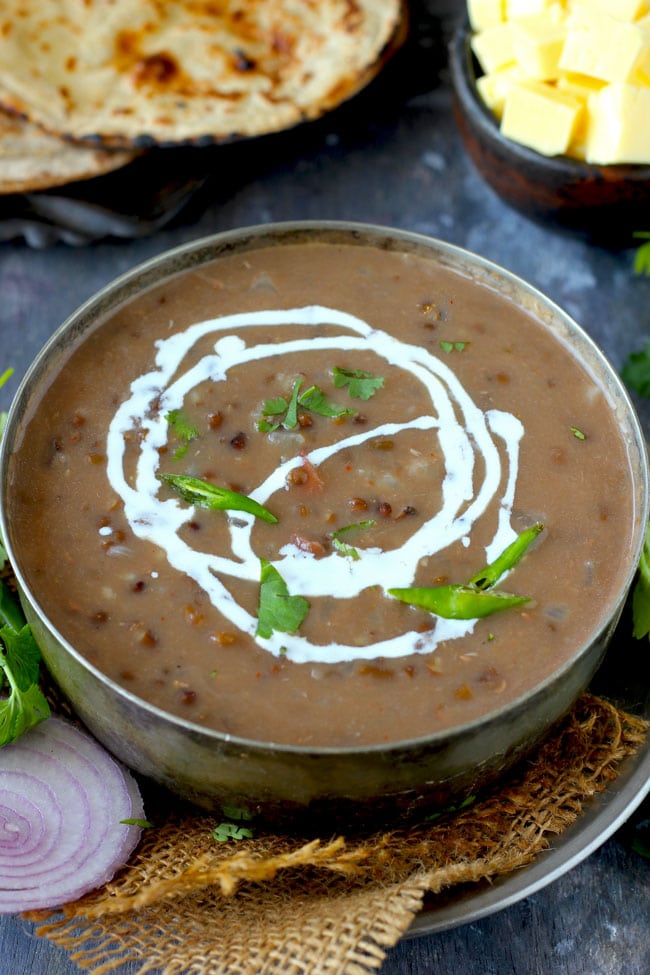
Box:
xmin=0 ymin=715 xmax=144 ymax=913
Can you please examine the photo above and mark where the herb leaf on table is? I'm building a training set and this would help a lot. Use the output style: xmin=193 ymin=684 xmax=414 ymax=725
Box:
xmin=621 ymin=341 xmax=650 ymax=399
xmin=622 ymin=245 xmax=650 ymax=640
xmin=0 ymin=365 xmax=51 ymax=745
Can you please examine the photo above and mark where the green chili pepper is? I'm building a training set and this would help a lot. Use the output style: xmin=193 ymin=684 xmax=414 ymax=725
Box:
xmin=468 ymin=522 xmax=544 ymax=591
xmin=388 ymin=584 xmax=530 ymax=619
xmin=388 ymin=523 xmax=543 ymax=621
xmin=159 ymin=473 xmax=278 ymax=523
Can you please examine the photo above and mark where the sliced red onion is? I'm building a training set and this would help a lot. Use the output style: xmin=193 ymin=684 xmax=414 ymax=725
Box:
xmin=0 ymin=715 xmax=144 ymax=913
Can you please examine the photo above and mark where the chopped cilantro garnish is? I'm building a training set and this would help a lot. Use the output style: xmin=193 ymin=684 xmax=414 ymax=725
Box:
xmin=259 ymin=377 xmax=354 ymax=431
xmin=439 ymin=340 xmax=467 ymax=353
xmin=331 ymin=520 xmax=376 ymax=561
xmin=570 ymin=426 xmax=586 ymax=440
xmin=165 ymin=409 xmax=200 ymax=460
xmin=256 ymin=560 xmax=310 ymax=639
xmin=298 ymin=384 xmax=355 ymax=419
xmin=331 ymin=366 xmax=384 ymax=400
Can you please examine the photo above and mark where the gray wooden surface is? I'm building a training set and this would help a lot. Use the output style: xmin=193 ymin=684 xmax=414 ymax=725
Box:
xmin=1 ymin=2 xmax=649 ymax=972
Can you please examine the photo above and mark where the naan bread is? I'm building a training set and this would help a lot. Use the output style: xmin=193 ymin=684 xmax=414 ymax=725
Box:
xmin=0 ymin=0 xmax=403 ymax=147
xmin=0 ymin=110 xmax=137 ymax=193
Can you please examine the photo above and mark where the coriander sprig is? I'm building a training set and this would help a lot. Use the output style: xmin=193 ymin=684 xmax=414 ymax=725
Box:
xmin=0 ymin=580 xmax=51 ymax=747
xmin=258 ymin=377 xmax=354 ymax=432
xmin=331 ymin=366 xmax=384 ymax=400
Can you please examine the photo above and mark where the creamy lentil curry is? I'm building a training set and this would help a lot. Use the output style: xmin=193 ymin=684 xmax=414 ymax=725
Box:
xmin=7 ymin=240 xmax=636 ymax=746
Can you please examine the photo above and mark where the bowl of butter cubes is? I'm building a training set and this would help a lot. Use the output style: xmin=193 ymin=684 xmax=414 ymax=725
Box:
xmin=449 ymin=0 xmax=650 ymax=243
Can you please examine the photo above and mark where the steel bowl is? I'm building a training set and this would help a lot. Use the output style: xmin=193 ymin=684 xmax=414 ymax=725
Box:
xmin=1 ymin=222 xmax=647 ymax=831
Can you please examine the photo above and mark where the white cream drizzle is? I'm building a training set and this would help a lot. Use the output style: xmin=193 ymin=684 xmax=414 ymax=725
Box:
xmin=106 ymin=306 xmax=524 ymax=664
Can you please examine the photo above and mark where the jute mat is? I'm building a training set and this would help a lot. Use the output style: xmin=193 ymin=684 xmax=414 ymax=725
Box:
xmin=24 ymin=693 xmax=648 ymax=975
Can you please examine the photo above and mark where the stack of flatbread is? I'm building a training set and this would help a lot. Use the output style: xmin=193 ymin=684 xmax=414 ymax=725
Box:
xmin=0 ymin=0 xmax=405 ymax=195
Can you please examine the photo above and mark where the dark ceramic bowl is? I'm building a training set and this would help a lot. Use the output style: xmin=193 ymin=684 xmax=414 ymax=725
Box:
xmin=1 ymin=222 xmax=648 ymax=832
xmin=448 ymin=25 xmax=650 ymax=245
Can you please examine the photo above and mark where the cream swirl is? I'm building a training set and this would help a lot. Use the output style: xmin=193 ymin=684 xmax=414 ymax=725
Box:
xmin=106 ymin=306 xmax=523 ymax=663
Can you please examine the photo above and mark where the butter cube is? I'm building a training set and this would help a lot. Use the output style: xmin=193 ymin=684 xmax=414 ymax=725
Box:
xmin=570 ymin=0 xmax=650 ymax=21
xmin=468 ymin=0 xmax=505 ymax=31
xmin=585 ymin=82 xmax=650 ymax=162
xmin=557 ymin=71 xmax=606 ymax=156
xmin=506 ymin=0 xmax=562 ymax=18
xmin=471 ymin=22 xmax=515 ymax=74
xmin=559 ymin=7 xmax=649 ymax=82
xmin=476 ymin=64 xmax=526 ymax=117
xmin=511 ymin=7 xmax=568 ymax=79
xmin=501 ymin=79 xmax=583 ymax=155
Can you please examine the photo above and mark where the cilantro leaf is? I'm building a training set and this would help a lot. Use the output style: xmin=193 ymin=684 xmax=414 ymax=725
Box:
xmin=259 ymin=378 xmax=354 ymax=431
xmin=0 ymin=620 xmax=51 ymax=747
xmin=258 ymin=394 xmax=289 ymax=431
xmin=284 ymin=378 xmax=303 ymax=429
xmin=621 ymin=341 xmax=650 ymax=399
xmin=165 ymin=409 xmax=199 ymax=442
xmin=298 ymin=385 xmax=355 ymax=419
xmin=331 ymin=520 xmax=376 ymax=561
xmin=331 ymin=366 xmax=384 ymax=400
xmin=165 ymin=409 xmax=200 ymax=459
xmin=632 ymin=522 xmax=650 ymax=641
xmin=256 ymin=560 xmax=310 ymax=639
xmin=260 ymin=396 xmax=290 ymax=417
xmin=212 ymin=822 xmax=254 ymax=843
xmin=0 ymin=679 xmax=50 ymax=746
xmin=0 ymin=578 xmax=27 ymax=638
xmin=1 ymin=622 xmax=42 ymax=690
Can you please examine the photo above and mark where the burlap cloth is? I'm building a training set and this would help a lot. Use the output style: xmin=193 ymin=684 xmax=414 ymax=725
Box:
xmin=21 ymin=692 xmax=647 ymax=975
